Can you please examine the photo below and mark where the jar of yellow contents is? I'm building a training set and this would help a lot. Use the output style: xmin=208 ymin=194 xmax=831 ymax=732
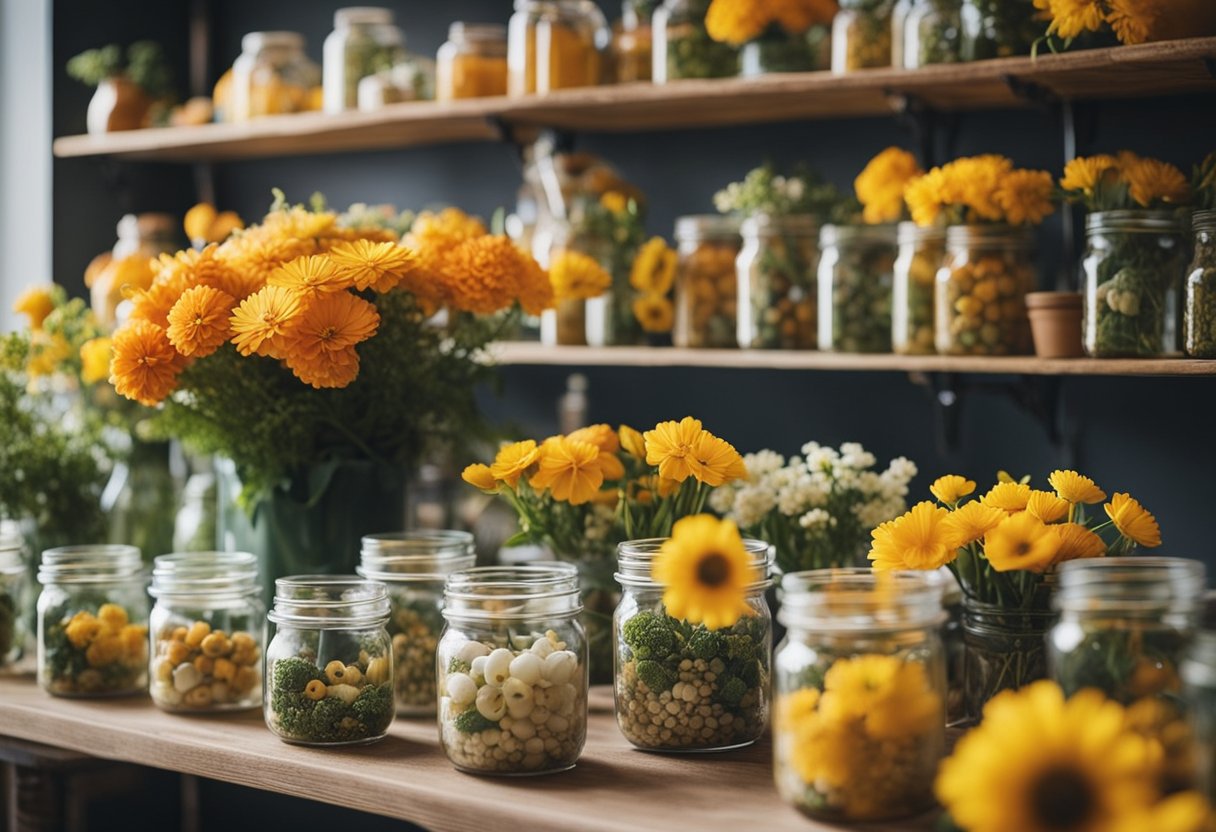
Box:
xmin=673 ymin=215 xmax=741 ymax=349
xmin=437 ymin=23 xmax=509 ymax=101
xmin=935 ymin=224 xmax=1036 ymax=356
xmin=509 ymin=0 xmax=608 ymax=95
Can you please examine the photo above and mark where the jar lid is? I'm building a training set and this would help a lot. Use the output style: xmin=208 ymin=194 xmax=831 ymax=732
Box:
xmin=357 ymin=530 xmax=476 ymax=582
xmin=820 ymin=223 xmax=899 ymax=246
xmin=443 ymin=564 xmax=582 ymax=623
xmin=740 ymin=214 xmax=818 ymax=236
xmin=150 ymin=551 xmax=260 ymax=598
xmin=449 ymin=22 xmax=508 ymax=42
xmin=615 ymin=538 xmax=772 ymax=591
xmin=779 ymin=568 xmax=945 ymax=632
xmin=1085 ymin=210 xmax=1184 ymax=234
xmin=241 ymin=31 xmax=306 ymax=54
xmin=674 ymin=214 xmax=741 ymax=241
xmin=38 ymin=545 xmax=143 ymax=584
xmin=1193 ymin=209 xmax=1216 ymax=232
xmin=1055 ymin=557 xmax=1206 ymax=614
xmin=334 ymin=6 xmax=395 ymax=27
xmin=268 ymin=576 xmax=390 ymax=629
xmin=897 ymin=220 xmax=945 ymax=245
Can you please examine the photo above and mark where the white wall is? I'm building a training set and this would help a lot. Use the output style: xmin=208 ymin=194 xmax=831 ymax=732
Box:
xmin=0 ymin=0 xmax=52 ymax=331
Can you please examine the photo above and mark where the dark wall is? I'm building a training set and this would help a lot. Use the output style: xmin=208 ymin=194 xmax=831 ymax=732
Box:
xmin=52 ymin=1 xmax=1216 ymax=574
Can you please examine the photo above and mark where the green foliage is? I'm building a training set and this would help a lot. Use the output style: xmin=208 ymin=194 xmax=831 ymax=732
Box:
xmin=687 ymin=628 xmax=724 ymax=661
xmin=271 ymin=657 xmax=322 ymax=699
xmin=622 ymin=611 xmax=676 ymax=660
xmin=453 ymin=707 xmax=499 ymax=734
xmin=269 ymin=656 xmax=393 ymax=743
xmin=636 ymin=659 xmax=677 ymax=693
xmin=715 ymin=676 xmax=747 ymax=706
xmin=66 ymin=45 xmax=122 ymax=86
xmin=66 ymin=41 xmax=172 ymax=97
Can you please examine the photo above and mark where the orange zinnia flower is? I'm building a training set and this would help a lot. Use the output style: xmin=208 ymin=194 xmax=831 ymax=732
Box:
xmin=166 ymin=285 xmax=235 ymax=357
xmin=282 ymin=291 xmax=379 ymax=363
xmin=327 ymin=240 xmax=419 ymax=293
xmin=267 ymin=254 xmax=352 ymax=298
xmin=109 ymin=320 xmax=182 ymax=406
xmin=129 ymin=266 xmax=194 ymax=329
xmin=443 ymin=235 xmax=534 ymax=315
xmin=229 ymin=286 xmax=302 ymax=358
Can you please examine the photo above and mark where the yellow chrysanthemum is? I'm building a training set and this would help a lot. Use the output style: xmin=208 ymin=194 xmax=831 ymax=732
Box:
xmin=12 ymin=285 xmax=55 ymax=330
xmin=1053 ymin=522 xmax=1107 ymax=564
xmin=1059 ymin=154 xmax=1119 ymax=195
xmin=1049 ymin=469 xmax=1107 ymax=504
xmin=267 ymin=254 xmax=353 ymax=298
xmin=490 ymin=440 xmax=541 ymax=487
xmin=704 ymin=0 xmax=770 ymax=45
xmin=983 ymin=512 xmax=1061 ymax=573
xmin=171 ymin=245 xmax=259 ymax=302
xmin=1105 ymin=0 xmax=1159 ymax=45
xmin=619 ymin=424 xmax=646 ymax=459
xmin=633 ymin=295 xmax=674 ymax=333
xmin=929 ymin=474 xmax=976 ymax=505
xmin=1104 ymin=493 xmax=1162 ymax=548
xmin=565 ymin=423 xmax=626 ymax=480
xmin=1122 ymin=157 xmax=1190 ymax=208
xmin=326 ymin=239 xmax=418 ymax=293
xmin=529 ymin=436 xmax=605 ymax=505
xmin=461 ymin=463 xmax=498 ymax=491
xmin=940 ymin=501 xmax=1007 ymax=547
xmin=936 ymin=682 xmax=1163 ymax=832
xmin=1045 ymin=0 xmax=1106 ymax=38
xmin=445 ymin=235 xmax=550 ymax=316
xmin=404 ymin=207 xmax=487 ymax=273
xmin=1025 ymin=490 xmax=1069 ymax=523
xmin=1112 ymin=792 xmax=1215 ymax=832
xmin=79 ymin=337 xmax=113 ymax=384
xmin=868 ymin=501 xmax=961 ymax=571
xmin=229 ymin=285 xmax=302 ymax=358
xmin=994 ymin=169 xmax=1056 ymax=226
xmin=644 ymin=416 xmax=706 ymax=483
xmin=691 ymin=432 xmax=747 ymax=487
xmin=818 ymin=654 xmax=942 ymax=740
xmin=261 ymin=206 xmax=339 ymax=242
xmin=948 ymin=155 xmax=1014 ymax=222
xmin=905 ymin=168 xmax=949 ymax=228
xmin=630 ymin=237 xmax=678 ymax=295
xmin=855 ymin=147 xmax=922 ymax=225
xmin=981 ymin=481 xmax=1032 ymax=514
xmin=128 ymin=266 xmax=193 ymax=329
xmin=109 ymin=320 xmax=182 ymax=406
xmin=652 ymin=515 xmax=757 ymax=630
xmin=166 ymin=285 xmax=236 ymax=358
xmin=215 ymin=233 xmax=312 ymax=290
xmin=549 ymin=250 xmax=612 ymax=302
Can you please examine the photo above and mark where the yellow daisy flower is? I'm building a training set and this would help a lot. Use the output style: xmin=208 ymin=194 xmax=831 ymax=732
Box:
xmin=79 ymin=337 xmax=113 ymax=385
xmin=529 ymin=436 xmax=605 ymax=505
xmin=983 ymin=512 xmax=1061 ymax=573
xmin=549 ymin=250 xmax=612 ymax=302
xmin=461 ymin=463 xmax=498 ymax=491
xmin=633 ymin=295 xmax=675 ymax=333
xmin=326 ymin=239 xmax=418 ymax=293
xmin=267 ymin=254 xmax=353 ymax=298
xmin=929 ymin=474 xmax=976 ymax=505
xmin=940 ymin=501 xmax=1007 ymax=547
xmin=1052 ymin=522 xmax=1107 ymax=564
xmin=643 ymin=416 xmax=706 ymax=483
xmin=690 ymin=431 xmax=747 ymax=487
xmin=1059 ymin=154 xmax=1119 ymax=195
xmin=228 ymin=285 xmax=302 ymax=358
xmin=1049 ymin=469 xmax=1107 ymax=504
xmin=867 ymin=501 xmax=961 ymax=571
xmin=993 ymin=169 xmax=1055 ymax=226
xmin=618 ymin=424 xmax=646 ymax=460
xmin=1122 ymin=157 xmax=1190 ymax=208
xmin=1112 ymin=792 xmax=1215 ymax=832
xmin=1105 ymin=0 xmax=1158 ymax=45
xmin=818 ymin=654 xmax=942 ymax=740
xmin=1025 ymin=490 xmax=1069 ymax=524
xmin=981 ymin=481 xmax=1032 ymax=514
xmin=854 ymin=147 xmax=922 ymax=225
xmin=1104 ymin=493 xmax=1162 ymax=548
xmin=629 ymin=237 xmax=678 ymax=295
xmin=704 ymin=0 xmax=770 ymax=45
xmin=652 ymin=515 xmax=758 ymax=630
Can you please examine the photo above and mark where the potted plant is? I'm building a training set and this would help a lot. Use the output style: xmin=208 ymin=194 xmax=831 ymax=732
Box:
xmin=66 ymin=41 xmax=174 ymax=133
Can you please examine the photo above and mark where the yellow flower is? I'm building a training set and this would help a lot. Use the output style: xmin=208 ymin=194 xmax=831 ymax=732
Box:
xmin=854 ymin=147 xmax=922 ymax=225
xmin=567 ymin=424 xmax=626 ymax=480
xmin=818 ymin=654 xmax=942 ymax=740
xmin=935 ymin=682 xmax=1162 ymax=832
xmin=947 ymin=155 xmax=1014 ymax=222
xmin=940 ymin=501 xmax=1007 ymax=547
xmin=929 ymin=474 xmax=975 ymax=505
xmin=705 ymin=0 xmax=770 ymax=45
xmin=1113 ymin=792 xmax=1215 ymax=832
xmin=1104 ymin=492 xmax=1162 ymax=548
xmin=285 ymin=348 xmax=360 ymax=390
xmin=282 ymin=290 xmax=379 ymax=367
xmin=445 ymin=235 xmax=549 ymax=315
xmin=905 ymin=168 xmax=949 ymax=228
xmin=1053 ymin=522 xmax=1107 ymax=564
xmin=1049 ymin=469 xmax=1107 ymax=504
xmin=1046 ymin=0 xmax=1106 ymax=38
xmin=26 ymin=332 xmax=71 ymax=378
xmin=12 ymin=285 xmax=55 ymax=330
xmin=79 ymin=337 xmax=113 ymax=384
xmin=599 ymin=190 xmax=629 ymax=214
xmin=549 ymin=250 xmax=612 ymax=302
xmin=1025 ymin=490 xmax=1069 ymax=524
xmin=1105 ymin=0 xmax=1159 ymax=45
xmin=644 ymin=416 xmax=706 ymax=483
xmin=229 ymin=285 xmax=302 ymax=358
xmin=691 ymin=432 xmax=747 ymax=487
xmin=166 ymin=285 xmax=236 ymax=358
xmin=326 ymin=240 xmax=418 ymax=293
xmin=633 ymin=295 xmax=674 ymax=333
xmin=529 ymin=436 xmax=605 ymax=505
xmin=490 ymin=440 xmax=541 ymax=487
xmin=630 ymin=238 xmax=677 ymax=295
xmin=867 ymin=501 xmax=961 ymax=571
xmin=184 ymin=203 xmax=217 ymax=241
xmin=981 ymin=481 xmax=1032 ymax=514
xmin=652 ymin=515 xmax=757 ymax=630
xmin=1059 ymin=154 xmax=1119 ymax=195
xmin=1122 ymin=157 xmax=1190 ymax=208
xmin=774 ymin=0 xmax=839 ymax=33
xmin=461 ymin=463 xmax=498 ymax=491
xmin=109 ymin=320 xmax=182 ymax=406
xmin=619 ymin=424 xmax=646 ymax=459
xmin=983 ymin=512 xmax=1061 ymax=573
xmin=994 ymin=169 xmax=1056 ymax=226
xmin=267 ymin=254 xmax=352 ymax=298
xmin=774 ymin=687 xmax=821 ymax=733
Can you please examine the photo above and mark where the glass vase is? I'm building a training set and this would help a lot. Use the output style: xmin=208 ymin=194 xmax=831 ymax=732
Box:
xmin=739 ymin=32 xmax=818 ymax=76
xmin=961 ymin=599 xmax=1056 ymax=722
xmin=102 ymin=439 xmax=180 ymax=563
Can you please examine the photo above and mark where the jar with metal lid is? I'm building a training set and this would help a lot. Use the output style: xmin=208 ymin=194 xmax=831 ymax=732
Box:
xmin=437 ymin=23 xmax=509 ymax=101
xmin=613 ymin=1 xmax=654 ymax=82
xmin=437 ymin=564 xmax=587 ymax=774
xmin=774 ymin=569 xmax=946 ymax=823
xmin=818 ymin=223 xmax=897 ymax=353
xmin=264 ymin=577 xmax=394 ymax=746
xmin=358 ymin=531 xmax=476 ymax=716
xmin=736 ymin=214 xmax=820 ymax=349
xmin=614 ymin=538 xmax=772 ymax=752
xmin=323 ymin=7 xmax=407 ymax=113
xmin=673 ymin=214 xmax=742 ymax=348
xmin=959 ymin=0 xmax=1038 ymax=60
xmin=652 ymin=0 xmax=739 ymax=82
xmin=1083 ymin=210 xmax=1186 ymax=357
xmin=508 ymin=0 xmax=608 ymax=96
xmin=149 ymin=552 xmax=264 ymax=713
xmin=831 ymin=0 xmax=897 ymax=72
xmin=1183 ymin=630 xmax=1216 ymax=802
xmin=902 ymin=0 xmax=963 ymax=67
xmin=1186 ymin=210 xmax=1216 ymax=357
xmin=936 ymin=224 xmax=1035 ymax=355
xmin=893 ymin=222 xmax=945 ymax=354
xmin=230 ymin=32 xmax=320 ymax=122
xmin=0 ymin=538 xmax=25 ymax=668
xmin=37 ymin=545 xmax=148 ymax=698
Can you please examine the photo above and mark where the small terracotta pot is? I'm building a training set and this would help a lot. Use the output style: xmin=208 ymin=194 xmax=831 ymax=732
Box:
xmin=1026 ymin=292 xmax=1083 ymax=359
xmin=87 ymin=76 xmax=151 ymax=135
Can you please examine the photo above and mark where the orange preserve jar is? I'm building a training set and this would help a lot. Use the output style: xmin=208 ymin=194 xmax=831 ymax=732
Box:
xmin=437 ymin=23 xmax=509 ymax=101
xmin=508 ymin=0 xmax=608 ymax=95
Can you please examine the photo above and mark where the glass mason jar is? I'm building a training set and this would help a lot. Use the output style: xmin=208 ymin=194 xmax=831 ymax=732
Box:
xmin=614 ymin=539 xmax=773 ymax=752
xmin=540 ymin=224 xmax=641 ymax=348
xmin=148 ymin=552 xmax=264 ymax=713
xmin=652 ymin=0 xmax=739 ymax=82
xmin=902 ymin=0 xmax=963 ymax=67
xmin=230 ymin=31 xmax=320 ymax=121
xmin=673 ymin=214 xmax=742 ymax=349
xmin=1183 ymin=630 xmax=1216 ymax=802
xmin=0 ymin=538 xmax=25 ymax=668
xmin=264 ymin=577 xmax=395 ymax=746
xmin=437 ymin=565 xmax=587 ymax=775
xmin=508 ymin=0 xmax=608 ymax=96
xmin=103 ymin=439 xmax=178 ymax=564
xmin=774 ymin=570 xmax=946 ymax=822
xmin=322 ymin=7 xmax=407 ymax=113
xmin=832 ymin=0 xmax=897 ymax=72
xmin=817 ymin=223 xmax=897 ymax=353
xmin=936 ymin=224 xmax=1035 ymax=356
xmin=959 ymin=0 xmax=1038 ymax=60
xmin=961 ymin=598 xmax=1055 ymax=721
xmin=1083 ymin=210 xmax=1186 ymax=358
xmin=893 ymin=222 xmax=945 ymax=355
xmin=740 ymin=31 xmax=820 ymax=76
xmin=737 ymin=214 xmax=820 ymax=350
xmin=37 ymin=545 xmax=148 ymax=698
xmin=613 ymin=2 xmax=653 ymax=82
xmin=1186 ymin=210 xmax=1216 ymax=358
xmin=437 ymin=23 xmax=509 ymax=101
xmin=357 ymin=531 xmax=476 ymax=716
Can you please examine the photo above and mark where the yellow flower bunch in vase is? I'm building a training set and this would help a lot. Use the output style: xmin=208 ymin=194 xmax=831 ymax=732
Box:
xmin=1034 ymin=0 xmax=1216 ymax=50
xmin=543 ymin=250 xmax=613 ymax=346
xmin=629 ymin=237 xmax=677 ymax=338
xmin=706 ymin=0 xmax=838 ymax=75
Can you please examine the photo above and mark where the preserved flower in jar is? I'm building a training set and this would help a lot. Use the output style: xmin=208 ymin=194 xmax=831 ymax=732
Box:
xmin=959 ymin=0 xmax=1038 ymax=60
xmin=653 ymin=0 xmax=739 ymax=82
xmin=322 ymin=7 xmax=407 ymax=113
xmin=673 ymin=214 xmax=741 ymax=348
xmin=1185 ymin=210 xmax=1216 ymax=357
xmin=508 ymin=0 xmax=608 ymax=95
xmin=436 ymin=23 xmax=509 ymax=101
xmin=230 ymin=32 xmax=320 ymax=121
xmin=892 ymin=222 xmax=945 ymax=354
xmin=736 ymin=214 xmax=819 ymax=349
xmin=902 ymin=0 xmax=963 ymax=67
xmin=832 ymin=0 xmax=897 ymax=72
xmin=818 ymin=223 xmax=897 ymax=353
xmin=936 ymin=224 xmax=1035 ymax=356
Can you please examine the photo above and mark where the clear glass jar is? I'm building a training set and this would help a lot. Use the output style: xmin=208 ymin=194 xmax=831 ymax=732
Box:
xmin=893 ymin=222 xmax=945 ymax=355
xmin=1083 ymin=210 xmax=1186 ymax=358
xmin=902 ymin=0 xmax=963 ymax=67
xmin=1182 ymin=630 xmax=1216 ymax=802
xmin=613 ymin=539 xmax=772 ymax=752
xmin=832 ymin=0 xmax=897 ymax=72
xmin=264 ymin=577 xmax=394 ymax=746
xmin=437 ymin=564 xmax=587 ymax=775
xmin=322 ymin=7 xmax=407 ymax=113
xmin=0 ymin=539 xmax=25 ymax=668
xmin=652 ymin=0 xmax=739 ymax=83
xmin=613 ymin=2 xmax=653 ymax=82
xmin=437 ymin=23 xmax=509 ymax=101
xmin=959 ymin=0 xmax=1038 ymax=60
xmin=936 ymin=224 xmax=1035 ymax=356
xmin=818 ymin=224 xmax=897 ymax=353
xmin=508 ymin=0 xmax=608 ymax=96
xmin=358 ymin=531 xmax=476 ymax=716
xmin=774 ymin=570 xmax=946 ymax=823
xmin=737 ymin=214 xmax=820 ymax=350
xmin=230 ymin=31 xmax=320 ymax=122
xmin=103 ymin=439 xmax=178 ymax=564
xmin=37 ymin=545 xmax=148 ymax=698
xmin=1186 ymin=210 xmax=1216 ymax=358
xmin=148 ymin=552 xmax=264 ymax=713
xmin=673 ymin=214 xmax=741 ymax=349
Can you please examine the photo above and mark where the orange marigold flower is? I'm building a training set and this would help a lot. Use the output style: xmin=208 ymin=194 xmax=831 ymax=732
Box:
xmin=166 ymin=285 xmax=236 ymax=358
xmin=490 ymin=440 xmax=541 ymax=487
xmin=267 ymin=254 xmax=353 ymax=298
xmin=129 ymin=266 xmax=194 ymax=329
xmin=1105 ymin=0 xmax=1158 ymax=45
xmin=283 ymin=291 xmax=379 ymax=364
xmin=855 ymin=147 xmax=922 ymax=225
xmin=994 ymin=169 xmax=1055 ymax=226
xmin=443 ymin=235 xmax=537 ymax=315
xmin=1046 ymin=0 xmax=1106 ymax=39
xmin=109 ymin=320 xmax=182 ymax=406
xmin=327 ymin=240 xmax=419 ymax=293
xmin=216 ymin=234 xmax=314 ymax=288
xmin=705 ymin=0 xmax=770 ymax=45
xmin=229 ymin=285 xmax=302 ymax=358
xmin=285 ymin=347 xmax=360 ymax=389
xmin=462 ymin=463 xmax=498 ymax=491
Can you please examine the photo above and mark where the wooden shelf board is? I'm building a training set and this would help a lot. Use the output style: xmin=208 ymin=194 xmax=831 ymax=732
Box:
xmin=0 ymin=677 xmax=931 ymax=832
xmin=52 ymin=38 xmax=1216 ymax=162
xmin=490 ymin=342 xmax=1216 ymax=377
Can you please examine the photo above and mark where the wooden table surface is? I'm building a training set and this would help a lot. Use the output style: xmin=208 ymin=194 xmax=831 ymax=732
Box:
xmin=0 ymin=676 xmax=936 ymax=831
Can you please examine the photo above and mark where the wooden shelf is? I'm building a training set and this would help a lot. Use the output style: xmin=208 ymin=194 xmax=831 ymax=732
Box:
xmin=490 ymin=342 xmax=1216 ymax=377
xmin=0 ymin=677 xmax=930 ymax=832
xmin=52 ymin=38 xmax=1216 ymax=163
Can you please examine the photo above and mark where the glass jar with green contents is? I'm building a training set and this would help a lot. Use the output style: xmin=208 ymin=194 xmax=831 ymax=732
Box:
xmin=737 ymin=214 xmax=820 ymax=349
xmin=959 ymin=0 xmax=1038 ymax=60
xmin=936 ymin=224 xmax=1035 ymax=355
xmin=893 ymin=222 xmax=945 ymax=354
xmin=832 ymin=0 xmax=897 ymax=72
xmin=673 ymin=214 xmax=742 ymax=349
xmin=0 ymin=538 xmax=24 ymax=668
xmin=358 ymin=531 xmax=476 ymax=716
xmin=1183 ymin=629 xmax=1216 ymax=802
xmin=1083 ymin=210 xmax=1186 ymax=358
xmin=653 ymin=0 xmax=739 ymax=82
xmin=322 ymin=7 xmax=406 ymax=113
xmin=1184 ymin=210 xmax=1216 ymax=357
xmin=614 ymin=539 xmax=773 ymax=752
xmin=902 ymin=0 xmax=963 ymax=67
xmin=818 ymin=224 xmax=897 ymax=353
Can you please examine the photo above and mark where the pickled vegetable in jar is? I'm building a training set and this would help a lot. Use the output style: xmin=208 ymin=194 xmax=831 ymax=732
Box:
xmin=936 ymin=224 xmax=1035 ymax=356
xmin=737 ymin=214 xmax=819 ymax=350
xmin=817 ymin=223 xmax=897 ymax=353
xmin=322 ymin=7 xmax=407 ymax=113
xmin=436 ymin=23 xmax=509 ymax=101
xmin=893 ymin=222 xmax=945 ymax=355
xmin=230 ymin=31 xmax=320 ymax=121
xmin=653 ymin=0 xmax=739 ymax=82
xmin=673 ymin=214 xmax=741 ymax=348
xmin=959 ymin=0 xmax=1038 ymax=60
xmin=1185 ymin=210 xmax=1216 ymax=358
xmin=902 ymin=0 xmax=963 ymax=67
xmin=508 ymin=0 xmax=608 ymax=95
xmin=832 ymin=0 xmax=897 ymax=72
xmin=612 ymin=2 xmax=654 ymax=82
